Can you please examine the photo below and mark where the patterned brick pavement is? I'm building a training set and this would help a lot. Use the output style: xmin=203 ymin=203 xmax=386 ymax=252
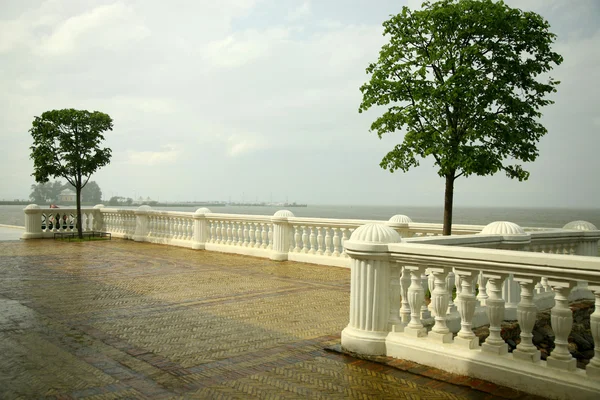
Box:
xmin=0 ymin=239 xmax=542 ymax=399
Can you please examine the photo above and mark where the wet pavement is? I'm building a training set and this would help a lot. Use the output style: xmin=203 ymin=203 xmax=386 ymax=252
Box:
xmin=0 ymin=225 xmax=23 ymax=241
xmin=0 ymin=239 xmax=539 ymax=399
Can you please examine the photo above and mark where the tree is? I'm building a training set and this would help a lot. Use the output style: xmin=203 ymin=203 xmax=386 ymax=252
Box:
xmin=29 ymin=109 xmax=113 ymax=238
xmin=359 ymin=0 xmax=562 ymax=235
xmin=30 ymin=180 xmax=72 ymax=203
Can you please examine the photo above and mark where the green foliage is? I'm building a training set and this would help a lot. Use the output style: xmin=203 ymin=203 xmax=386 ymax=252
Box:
xmin=359 ymin=0 xmax=562 ymax=233
xmin=29 ymin=109 xmax=113 ymax=237
xmin=30 ymin=180 xmax=103 ymax=204
xmin=108 ymin=196 xmax=133 ymax=206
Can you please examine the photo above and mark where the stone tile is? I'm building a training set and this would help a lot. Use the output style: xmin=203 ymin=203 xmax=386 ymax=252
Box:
xmin=0 ymin=239 xmax=520 ymax=399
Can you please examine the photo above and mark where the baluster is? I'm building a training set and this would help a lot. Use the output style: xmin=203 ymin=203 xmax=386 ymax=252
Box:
xmin=248 ymin=222 xmax=256 ymax=247
xmin=236 ymin=222 xmax=243 ymax=246
xmin=209 ymin=220 xmax=215 ymax=243
xmin=547 ymin=280 xmax=576 ymax=370
xmin=242 ymin=222 xmax=249 ymax=247
xmin=477 ymin=272 xmax=488 ymax=306
xmin=399 ymin=266 xmax=411 ymax=325
xmin=389 ymin=264 xmax=403 ymax=332
xmin=302 ymin=226 xmax=309 ymax=253
xmin=446 ymin=270 xmax=457 ymax=314
xmin=222 ymin=221 xmax=229 ymax=244
xmin=255 ymin=223 xmax=263 ymax=248
xmin=180 ymin=218 xmax=187 ymax=240
xmin=541 ymin=277 xmax=551 ymax=292
xmin=428 ymin=267 xmax=452 ymax=342
xmin=309 ymin=226 xmax=317 ymax=254
xmin=332 ymin=228 xmax=341 ymax=257
xmin=148 ymin=216 xmax=154 ymax=238
xmin=482 ymin=273 xmax=508 ymax=355
xmin=178 ymin=218 xmax=184 ymax=240
xmin=215 ymin=220 xmax=222 ymax=244
xmin=404 ymin=265 xmax=427 ymax=337
xmin=293 ymin=225 xmax=301 ymax=252
xmin=325 ymin=227 xmax=332 ymax=256
xmin=317 ymin=227 xmax=324 ymax=255
xmin=586 ymin=287 xmax=600 ymax=377
xmin=260 ymin=223 xmax=272 ymax=249
xmin=340 ymin=228 xmax=350 ymax=257
xmin=226 ymin=221 xmax=232 ymax=245
xmin=421 ymin=272 xmax=431 ymax=320
xmin=513 ymin=277 xmax=540 ymax=362
xmin=454 ymin=271 xmax=479 ymax=349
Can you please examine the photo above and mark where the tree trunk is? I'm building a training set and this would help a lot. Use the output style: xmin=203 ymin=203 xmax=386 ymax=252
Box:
xmin=442 ymin=172 xmax=455 ymax=236
xmin=76 ymin=182 xmax=83 ymax=239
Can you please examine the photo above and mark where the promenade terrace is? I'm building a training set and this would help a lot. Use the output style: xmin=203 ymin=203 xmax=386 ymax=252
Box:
xmin=10 ymin=205 xmax=600 ymax=398
xmin=1 ymin=237 xmax=516 ymax=399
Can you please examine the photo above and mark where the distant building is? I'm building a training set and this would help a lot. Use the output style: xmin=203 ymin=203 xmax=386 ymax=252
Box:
xmin=133 ymin=196 xmax=156 ymax=205
xmin=58 ymin=189 xmax=76 ymax=203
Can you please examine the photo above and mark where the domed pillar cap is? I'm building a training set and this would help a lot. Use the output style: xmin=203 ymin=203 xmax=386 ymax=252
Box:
xmin=563 ymin=220 xmax=598 ymax=231
xmin=386 ymin=214 xmax=412 ymax=229
xmin=137 ymin=205 xmax=152 ymax=211
xmin=194 ymin=207 xmax=212 ymax=215
xmin=272 ymin=209 xmax=295 ymax=222
xmin=25 ymin=204 xmax=40 ymax=210
xmin=93 ymin=204 xmax=105 ymax=209
xmin=480 ymin=221 xmax=530 ymax=243
xmin=346 ymin=223 xmax=402 ymax=254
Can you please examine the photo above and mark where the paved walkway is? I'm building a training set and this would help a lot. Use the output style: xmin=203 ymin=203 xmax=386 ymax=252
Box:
xmin=0 ymin=239 xmax=540 ymax=399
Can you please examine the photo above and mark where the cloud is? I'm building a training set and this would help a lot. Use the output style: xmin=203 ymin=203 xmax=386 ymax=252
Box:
xmin=287 ymin=1 xmax=311 ymax=21
xmin=127 ymin=145 xmax=180 ymax=166
xmin=203 ymin=27 xmax=290 ymax=68
xmin=227 ymin=134 xmax=269 ymax=157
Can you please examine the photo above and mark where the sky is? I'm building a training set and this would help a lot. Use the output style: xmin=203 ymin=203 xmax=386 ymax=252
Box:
xmin=0 ymin=0 xmax=599 ymax=207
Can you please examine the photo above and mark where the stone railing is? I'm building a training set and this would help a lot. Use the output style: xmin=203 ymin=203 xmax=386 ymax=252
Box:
xmin=22 ymin=204 xmax=98 ymax=238
xmin=341 ymin=223 xmax=600 ymax=399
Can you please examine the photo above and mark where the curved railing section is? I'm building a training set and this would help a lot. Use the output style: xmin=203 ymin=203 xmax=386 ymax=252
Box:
xmin=341 ymin=223 xmax=600 ymax=400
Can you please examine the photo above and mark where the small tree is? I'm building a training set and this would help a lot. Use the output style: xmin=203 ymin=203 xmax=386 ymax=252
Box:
xmin=29 ymin=109 xmax=112 ymax=238
xmin=359 ymin=0 xmax=562 ymax=234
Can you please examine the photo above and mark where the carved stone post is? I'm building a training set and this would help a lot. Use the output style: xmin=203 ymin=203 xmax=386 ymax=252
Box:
xmin=421 ymin=271 xmax=431 ymax=320
xmin=404 ymin=265 xmax=427 ymax=337
xmin=563 ymin=221 xmax=600 ymax=256
xmin=482 ymin=273 xmax=508 ymax=355
xmin=586 ymin=286 xmax=600 ymax=377
xmin=270 ymin=210 xmax=294 ymax=261
xmin=513 ymin=276 xmax=540 ymax=362
xmin=133 ymin=205 xmax=151 ymax=242
xmin=454 ymin=270 xmax=479 ymax=349
xmin=341 ymin=224 xmax=401 ymax=355
xmin=386 ymin=214 xmax=412 ymax=238
xmin=428 ymin=267 xmax=452 ymax=343
xmin=22 ymin=204 xmax=43 ymax=239
xmin=547 ymin=280 xmax=576 ymax=371
xmin=446 ymin=270 xmax=457 ymax=314
xmin=93 ymin=204 xmax=105 ymax=232
xmin=400 ymin=266 xmax=411 ymax=325
xmin=192 ymin=208 xmax=211 ymax=250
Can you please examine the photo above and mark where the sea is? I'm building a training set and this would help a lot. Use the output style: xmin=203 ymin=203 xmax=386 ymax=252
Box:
xmin=1 ymin=204 xmax=599 ymax=230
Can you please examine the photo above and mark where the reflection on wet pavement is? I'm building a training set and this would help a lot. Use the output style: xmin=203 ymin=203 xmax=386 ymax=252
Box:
xmin=0 ymin=239 xmax=499 ymax=399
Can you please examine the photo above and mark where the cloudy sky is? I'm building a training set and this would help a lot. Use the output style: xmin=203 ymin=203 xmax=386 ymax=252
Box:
xmin=1 ymin=0 xmax=598 ymax=207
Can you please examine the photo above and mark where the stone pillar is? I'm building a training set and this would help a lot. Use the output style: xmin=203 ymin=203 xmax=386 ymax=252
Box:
xmin=563 ymin=221 xmax=600 ymax=256
xmin=192 ymin=208 xmax=211 ymax=250
xmin=513 ymin=276 xmax=541 ymax=362
xmin=22 ymin=204 xmax=43 ymax=239
xmin=586 ymin=286 xmax=600 ymax=377
xmin=270 ymin=210 xmax=294 ymax=261
xmin=454 ymin=270 xmax=479 ymax=349
xmin=479 ymin=221 xmax=530 ymax=319
xmin=133 ymin=205 xmax=152 ymax=242
xmin=481 ymin=273 xmax=509 ymax=355
xmin=342 ymin=224 xmax=401 ymax=356
xmin=547 ymin=280 xmax=576 ymax=371
xmin=92 ymin=204 xmax=105 ymax=232
xmin=428 ymin=266 xmax=452 ymax=343
xmin=386 ymin=214 xmax=412 ymax=238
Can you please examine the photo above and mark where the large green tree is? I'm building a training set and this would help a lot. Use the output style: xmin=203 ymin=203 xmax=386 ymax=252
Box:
xmin=359 ymin=0 xmax=562 ymax=235
xmin=29 ymin=109 xmax=112 ymax=238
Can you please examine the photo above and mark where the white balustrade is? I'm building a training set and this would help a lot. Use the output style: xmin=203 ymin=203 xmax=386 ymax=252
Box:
xmin=344 ymin=230 xmax=600 ymax=399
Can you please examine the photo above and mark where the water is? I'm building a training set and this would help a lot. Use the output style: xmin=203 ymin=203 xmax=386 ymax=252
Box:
xmin=2 ymin=204 xmax=599 ymax=229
